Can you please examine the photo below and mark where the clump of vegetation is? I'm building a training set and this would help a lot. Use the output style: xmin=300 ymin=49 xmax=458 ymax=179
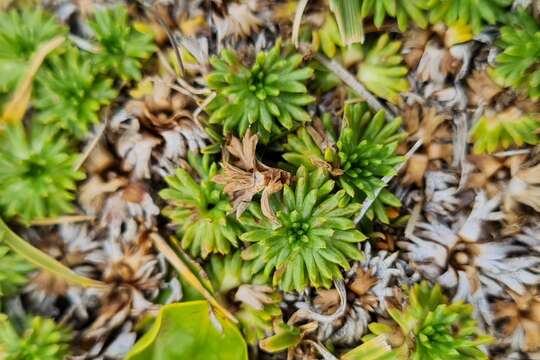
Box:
xmin=89 ymin=6 xmax=156 ymax=82
xmin=0 ymin=246 xmax=33 ymax=297
xmin=206 ymin=39 xmax=315 ymax=143
xmin=284 ymin=103 xmax=405 ymax=223
xmin=427 ymin=0 xmax=513 ymax=34
xmin=160 ymin=153 xmax=241 ymax=258
xmin=239 ymin=167 xmax=366 ymax=291
xmin=490 ymin=9 xmax=540 ymax=100
xmin=206 ymin=251 xmax=267 ymax=293
xmin=0 ymin=124 xmax=85 ymax=223
xmin=0 ymin=314 xmax=72 ymax=360
xmin=0 ymin=8 xmax=65 ymax=106
xmin=34 ymin=48 xmax=117 ymax=138
xmin=365 ymin=281 xmax=492 ymax=359
xmin=471 ymin=108 xmax=540 ymax=153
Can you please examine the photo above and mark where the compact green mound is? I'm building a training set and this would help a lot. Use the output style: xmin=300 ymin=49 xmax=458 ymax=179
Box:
xmin=239 ymin=167 xmax=367 ymax=291
xmin=365 ymin=281 xmax=492 ymax=359
xmin=284 ymin=103 xmax=405 ymax=223
xmin=0 ymin=124 xmax=85 ymax=223
xmin=160 ymin=153 xmax=241 ymax=258
xmin=207 ymin=39 xmax=315 ymax=143
xmin=0 ymin=314 xmax=72 ymax=360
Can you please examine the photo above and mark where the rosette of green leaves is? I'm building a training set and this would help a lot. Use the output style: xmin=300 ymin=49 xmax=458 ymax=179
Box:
xmin=283 ymin=103 xmax=406 ymax=223
xmin=365 ymin=281 xmax=492 ymax=359
xmin=471 ymin=108 xmax=540 ymax=153
xmin=0 ymin=8 xmax=65 ymax=106
xmin=427 ymin=0 xmax=512 ymax=34
xmin=0 ymin=246 xmax=33 ymax=298
xmin=0 ymin=314 xmax=72 ymax=360
xmin=490 ymin=9 xmax=540 ymax=100
xmin=89 ymin=6 xmax=156 ymax=81
xmin=34 ymin=48 xmax=117 ymax=139
xmin=357 ymin=34 xmax=409 ymax=104
xmin=206 ymin=39 xmax=315 ymax=143
xmin=160 ymin=153 xmax=241 ymax=259
xmin=239 ymin=167 xmax=366 ymax=292
xmin=0 ymin=123 xmax=85 ymax=224
xmin=360 ymin=0 xmax=430 ymax=31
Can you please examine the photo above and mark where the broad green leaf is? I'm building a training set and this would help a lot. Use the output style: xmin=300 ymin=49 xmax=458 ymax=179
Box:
xmin=0 ymin=217 xmax=104 ymax=289
xmin=126 ymin=301 xmax=248 ymax=360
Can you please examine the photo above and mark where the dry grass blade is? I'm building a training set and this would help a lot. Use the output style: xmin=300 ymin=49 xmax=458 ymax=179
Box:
xmin=150 ymin=232 xmax=238 ymax=323
xmin=30 ymin=215 xmax=96 ymax=226
xmin=292 ymin=0 xmax=310 ymax=48
xmin=0 ymin=217 xmax=105 ymax=288
xmin=1 ymin=36 xmax=65 ymax=124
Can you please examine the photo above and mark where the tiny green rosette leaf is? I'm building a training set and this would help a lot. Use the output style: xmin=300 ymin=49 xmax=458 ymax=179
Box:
xmin=89 ymin=5 xmax=156 ymax=81
xmin=364 ymin=281 xmax=492 ymax=359
xmin=159 ymin=153 xmax=241 ymax=259
xmin=34 ymin=48 xmax=117 ymax=138
xmin=0 ymin=314 xmax=72 ymax=360
xmin=0 ymin=245 xmax=33 ymax=297
xmin=0 ymin=8 xmax=66 ymax=106
xmin=206 ymin=39 xmax=315 ymax=143
xmin=239 ymin=167 xmax=367 ymax=292
xmin=0 ymin=123 xmax=85 ymax=223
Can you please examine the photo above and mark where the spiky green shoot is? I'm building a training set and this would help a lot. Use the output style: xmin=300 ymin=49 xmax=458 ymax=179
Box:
xmin=0 ymin=245 xmax=33 ymax=297
xmin=89 ymin=6 xmax=156 ymax=82
xmin=366 ymin=281 xmax=492 ymax=360
xmin=240 ymin=167 xmax=366 ymax=291
xmin=0 ymin=314 xmax=72 ymax=360
xmin=490 ymin=9 xmax=540 ymax=100
xmin=0 ymin=124 xmax=85 ymax=223
xmin=206 ymin=39 xmax=315 ymax=143
xmin=34 ymin=48 xmax=117 ymax=138
xmin=160 ymin=153 xmax=241 ymax=259
xmin=471 ymin=108 xmax=540 ymax=154
xmin=283 ymin=103 xmax=405 ymax=223
xmin=427 ymin=0 xmax=512 ymax=34
xmin=357 ymin=34 xmax=409 ymax=104
xmin=0 ymin=8 xmax=65 ymax=104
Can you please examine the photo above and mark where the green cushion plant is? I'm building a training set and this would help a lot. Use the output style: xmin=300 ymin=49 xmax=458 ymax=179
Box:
xmin=160 ymin=153 xmax=241 ymax=258
xmin=206 ymin=39 xmax=315 ymax=143
xmin=471 ymin=108 xmax=540 ymax=153
xmin=0 ymin=123 xmax=85 ymax=223
xmin=283 ymin=103 xmax=405 ymax=223
xmin=0 ymin=8 xmax=65 ymax=106
xmin=365 ymin=281 xmax=492 ymax=359
xmin=0 ymin=314 xmax=72 ymax=360
xmin=89 ymin=6 xmax=156 ymax=82
xmin=0 ymin=245 xmax=33 ymax=297
xmin=239 ymin=167 xmax=367 ymax=291
xmin=427 ymin=0 xmax=513 ymax=34
xmin=490 ymin=9 xmax=540 ymax=100
xmin=34 ymin=48 xmax=117 ymax=139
